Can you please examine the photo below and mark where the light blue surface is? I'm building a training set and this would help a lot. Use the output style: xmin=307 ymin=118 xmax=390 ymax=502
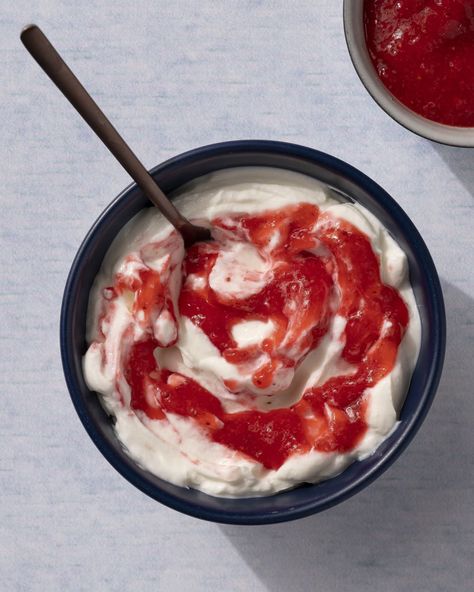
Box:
xmin=1 ymin=1 xmax=473 ymax=590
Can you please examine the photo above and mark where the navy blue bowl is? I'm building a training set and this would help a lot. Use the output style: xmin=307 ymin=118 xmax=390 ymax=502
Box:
xmin=61 ymin=140 xmax=445 ymax=524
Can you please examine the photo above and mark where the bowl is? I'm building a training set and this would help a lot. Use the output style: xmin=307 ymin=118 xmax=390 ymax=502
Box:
xmin=343 ymin=0 xmax=474 ymax=147
xmin=61 ymin=140 xmax=445 ymax=524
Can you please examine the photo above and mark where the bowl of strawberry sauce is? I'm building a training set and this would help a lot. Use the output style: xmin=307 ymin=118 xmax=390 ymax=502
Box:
xmin=344 ymin=0 xmax=474 ymax=146
xmin=61 ymin=140 xmax=445 ymax=524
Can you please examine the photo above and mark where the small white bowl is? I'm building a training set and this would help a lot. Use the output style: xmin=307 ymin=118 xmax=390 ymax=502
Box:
xmin=343 ymin=0 xmax=474 ymax=147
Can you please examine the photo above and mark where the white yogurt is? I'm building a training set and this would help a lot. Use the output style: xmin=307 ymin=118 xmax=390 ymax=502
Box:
xmin=83 ymin=167 xmax=421 ymax=497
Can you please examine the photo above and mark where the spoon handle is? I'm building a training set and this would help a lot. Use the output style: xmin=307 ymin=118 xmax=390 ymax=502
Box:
xmin=21 ymin=24 xmax=193 ymax=234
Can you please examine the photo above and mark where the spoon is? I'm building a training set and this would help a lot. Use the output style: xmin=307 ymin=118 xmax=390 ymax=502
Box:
xmin=20 ymin=24 xmax=211 ymax=247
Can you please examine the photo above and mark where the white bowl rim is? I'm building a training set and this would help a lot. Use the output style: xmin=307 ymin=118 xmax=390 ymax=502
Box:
xmin=343 ymin=0 xmax=474 ymax=147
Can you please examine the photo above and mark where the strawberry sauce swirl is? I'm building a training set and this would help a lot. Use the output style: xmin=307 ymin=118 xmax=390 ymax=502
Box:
xmin=100 ymin=202 xmax=409 ymax=471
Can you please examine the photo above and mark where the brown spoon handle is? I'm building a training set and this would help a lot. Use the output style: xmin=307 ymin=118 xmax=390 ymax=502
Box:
xmin=21 ymin=24 xmax=209 ymax=244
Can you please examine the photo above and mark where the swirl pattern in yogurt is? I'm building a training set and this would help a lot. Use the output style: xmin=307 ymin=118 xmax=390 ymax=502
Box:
xmin=83 ymin=168 xmax=421 ymax=497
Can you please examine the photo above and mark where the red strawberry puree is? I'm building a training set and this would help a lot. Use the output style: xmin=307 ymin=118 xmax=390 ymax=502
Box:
xmin=108 ymin=204 xmax=407 ymax=471
xmin=84 ymin=169 xmax=420 ymax=496
xmin=364 ymin=0 xmax=474 ymax=126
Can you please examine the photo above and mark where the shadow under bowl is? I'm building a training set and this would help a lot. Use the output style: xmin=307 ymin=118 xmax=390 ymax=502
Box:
xmin=61 ymin=140 xmax=445 ymax=524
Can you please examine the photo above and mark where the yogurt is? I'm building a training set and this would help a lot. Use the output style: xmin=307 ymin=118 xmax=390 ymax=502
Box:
xmin=83 ymin=167 xmax=421 ymax=497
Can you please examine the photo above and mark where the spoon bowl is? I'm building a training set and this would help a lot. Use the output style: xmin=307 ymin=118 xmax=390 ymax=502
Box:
xmin=61 ymin=140 xmax=446 ymax=524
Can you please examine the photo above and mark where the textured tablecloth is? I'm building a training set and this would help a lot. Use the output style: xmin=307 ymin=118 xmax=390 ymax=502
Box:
xmin=2 ymin=1 xmax=473 ymax=590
